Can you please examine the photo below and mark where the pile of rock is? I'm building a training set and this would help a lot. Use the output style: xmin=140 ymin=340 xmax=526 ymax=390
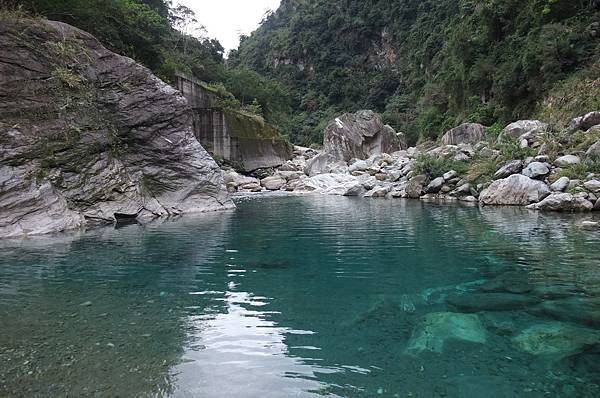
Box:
xmin=224 ymin=110 xmax=600 ymax=214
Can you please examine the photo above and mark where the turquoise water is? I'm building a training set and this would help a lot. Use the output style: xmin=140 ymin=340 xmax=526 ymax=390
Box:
xmin=1 ymin=196 xmax=600 ymax=397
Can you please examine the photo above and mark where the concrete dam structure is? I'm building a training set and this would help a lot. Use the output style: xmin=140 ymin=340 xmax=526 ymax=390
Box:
xmin=175 ymin=72 xmax=292 ymax=172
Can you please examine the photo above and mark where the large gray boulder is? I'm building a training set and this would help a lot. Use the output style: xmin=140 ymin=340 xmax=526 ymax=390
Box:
xmin=480 ymin=174 xmax=550 ymax=205
xmin=569 ymin=111 xmax=600 ymax=131
xmin=527 ymin=193 xmax=593 ymax=212
xmin=323 ymin=110 xmax=402 ymax=162
xmin=440 ymin=123 xmax=485 ymax=145
xmin=0 ymin=19 xmax=233 ymax=238
xmin=499 ymin=120 xmax=548 ymax=141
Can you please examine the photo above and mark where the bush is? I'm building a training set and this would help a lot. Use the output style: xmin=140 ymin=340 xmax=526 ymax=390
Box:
xmin=413 ymin=154 xmax=469 ymax=179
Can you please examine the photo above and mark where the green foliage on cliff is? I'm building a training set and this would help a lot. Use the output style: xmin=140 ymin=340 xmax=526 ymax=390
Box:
xmin=230 ymin=0 xmax=600 ymax=145
xmin=12 ymin=0 xmax=290 ymax=129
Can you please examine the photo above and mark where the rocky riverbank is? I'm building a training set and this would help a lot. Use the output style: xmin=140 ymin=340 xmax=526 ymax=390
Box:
xmin=0 ymin=18 xmax=233 ymax=238
xmin=224 ymin=110 xmax=600 ymax=224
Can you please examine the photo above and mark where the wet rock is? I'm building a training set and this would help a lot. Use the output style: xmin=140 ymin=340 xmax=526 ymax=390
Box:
xmin=494 ymin=160 xmax=523 ymax=179
xmin=446 ymin=293 xmax=540 ymax=312
xmin=550 ymin=176 xmax=570 ymax=192
xmin=554 ymin=155 xmax=581 ymax=167
xmin=528 ymin=297 xmax=600 ymax=327
xmin=405 ymin=312 xmax=486 ymax=354
xmin=513 ymin=321 xmax=600 ymax=359
xmin=521 ymin=162 xmax=550 ymax=179
xmin=441 ymin=123 xmax=485 ymax=145
xmin=480 ymin=175 xmax=550 ymax=205
xmin=406 ymin=175 xmax=429 ymax=198
xmin=527 ymin=193 xmax=593 ymax=212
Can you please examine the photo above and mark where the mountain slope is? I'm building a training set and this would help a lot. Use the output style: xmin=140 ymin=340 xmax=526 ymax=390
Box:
xmin=231 ymin=0 xmax=600 ymax=144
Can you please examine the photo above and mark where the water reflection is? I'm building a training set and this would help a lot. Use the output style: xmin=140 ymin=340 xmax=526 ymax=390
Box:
xmin=173 ymin=288 xmax=338 ymax=397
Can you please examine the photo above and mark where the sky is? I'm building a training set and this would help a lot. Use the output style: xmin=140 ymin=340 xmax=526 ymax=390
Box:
xmin=176 ymin=0 xmax=282 ymax=55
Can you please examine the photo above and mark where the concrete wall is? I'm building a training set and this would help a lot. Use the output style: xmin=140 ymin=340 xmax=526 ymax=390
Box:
xmin=176 ymin=73 xmax=291 ymax=172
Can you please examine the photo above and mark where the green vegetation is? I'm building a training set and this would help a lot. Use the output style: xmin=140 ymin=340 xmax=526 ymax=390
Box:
xmin=231 ymin=0 xmax=600 ymax=145
xmin=413 ymin=154 xmax=469 ymax=179
xmin=10 ymin=0 xmax=291 ymax=130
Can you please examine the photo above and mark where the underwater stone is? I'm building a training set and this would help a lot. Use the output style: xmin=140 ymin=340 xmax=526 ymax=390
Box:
xmin=446 ymin=293 xmax=539 ymax=312
xmin=513 ymin=321 xmax=600 ymax=359
xmin=405 ymin=312 xmax=486 ymax=354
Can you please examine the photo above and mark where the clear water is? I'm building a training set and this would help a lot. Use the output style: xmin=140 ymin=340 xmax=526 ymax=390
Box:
xmin=1 ymin=196 xmax=600 ymax=397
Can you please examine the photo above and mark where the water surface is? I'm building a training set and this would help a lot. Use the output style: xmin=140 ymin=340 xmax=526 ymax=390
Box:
xmin=1 ymin=196 xmax=600 ymax=397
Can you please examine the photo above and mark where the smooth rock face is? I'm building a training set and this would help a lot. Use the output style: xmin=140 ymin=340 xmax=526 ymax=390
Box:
xmin=550 ymin=177 xmax=570 ymax=192
xmin=323 ymin=110 xmax=401 ymax=162
xmin=406 ymin=312 xmax=486 ymax=354
xmin=521 ymin=162 xmax=550 ymax=179
xmin=554 ymin=155 xmax=580 ymax=167
xmin=500 ymin=120 xmax=548 ymax=141
xmin=494 ymin=160 xmax=523 ymax=179
xmin=0 ymin=19 xmax=233 ymax=238
xmin=480 ymin=175 xmax=550 ymax=205
xmin=441 ymin=123 xmax=485 ymax=145
xmin=301 ymin=173 xmax=365 ymax=196
xmin=513 ymin=322 xmax=600 ymax=359
xmin=527 ymin=193 xmax=593 ymax=212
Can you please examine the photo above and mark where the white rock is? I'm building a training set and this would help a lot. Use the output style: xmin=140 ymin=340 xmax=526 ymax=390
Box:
xmin=550 ymin=177 xmax=570 ymax=192
xmin=554 ymin=155 xmax=581 ymax=167
xmin=480 ymin=174 xmax=550 ymax=205
xmin=521 ymin=162 xmax=550 ymax=179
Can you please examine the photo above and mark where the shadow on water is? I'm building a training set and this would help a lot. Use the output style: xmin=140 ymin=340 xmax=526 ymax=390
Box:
xmin=1 ymin=196 xmax=600 ymax=397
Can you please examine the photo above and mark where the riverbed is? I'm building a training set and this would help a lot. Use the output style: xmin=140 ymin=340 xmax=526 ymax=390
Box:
xmin=1 ymin=196 xmax=599 ymax=397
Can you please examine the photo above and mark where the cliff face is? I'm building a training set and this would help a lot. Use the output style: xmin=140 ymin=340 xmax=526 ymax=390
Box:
xmin=0 ymin=18 xmax=234 ymax=238
xmin=176 ymin=73 xmax=293 ymax=172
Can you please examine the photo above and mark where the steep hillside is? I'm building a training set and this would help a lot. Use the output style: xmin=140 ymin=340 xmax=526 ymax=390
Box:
xmin=231 ymin=0 xmax=600 ymax=145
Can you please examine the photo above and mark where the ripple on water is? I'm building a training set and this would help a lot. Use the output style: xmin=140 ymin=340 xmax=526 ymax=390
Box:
xmin=0 ymin=196 xmax=599 ymax=397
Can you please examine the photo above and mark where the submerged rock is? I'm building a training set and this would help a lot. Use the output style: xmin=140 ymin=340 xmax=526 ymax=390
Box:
xmin=513 ymin=322 xmax=600 ymax=359
xmin=528 ymin=297 xmax=600 ymax=327
xmin=0 ymin=19 xmax=233 ymax=238
xmin=446 ymin=292 xmax=539 ymax=312
xmin=406 ymin=312 xmax=486 ymax=354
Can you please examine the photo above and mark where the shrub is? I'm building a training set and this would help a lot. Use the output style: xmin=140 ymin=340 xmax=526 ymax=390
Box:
xmin=413 ymin=154 xmax=469 ymax=179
